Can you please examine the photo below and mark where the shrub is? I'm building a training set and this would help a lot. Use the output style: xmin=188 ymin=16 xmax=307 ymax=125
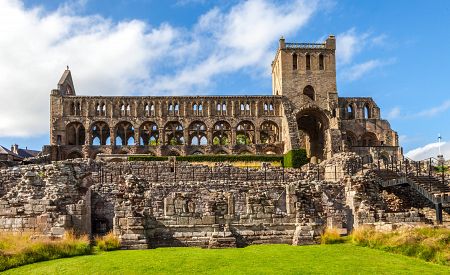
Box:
xmin=95 ymin=232 xmax=121 ymax=251
xmin=283 ymin=149 xmax=308 ymax=168
xmin=350 ymin=226 xmax=450 ymax=265
xmin=321 ymin=228 xmax=346 ymax=244
xmin=128 ymin=154 xmax=284 ymax=164
xmin=0 ymin=231 xmax=91 ymax=271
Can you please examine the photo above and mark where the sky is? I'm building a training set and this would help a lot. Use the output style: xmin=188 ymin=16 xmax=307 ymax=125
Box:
xmin=0 ymin=0 xmax=449 ymax=160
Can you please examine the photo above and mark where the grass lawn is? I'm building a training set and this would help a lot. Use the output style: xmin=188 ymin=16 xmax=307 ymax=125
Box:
xmin=4 ymin=244 xmax=449 ymax=274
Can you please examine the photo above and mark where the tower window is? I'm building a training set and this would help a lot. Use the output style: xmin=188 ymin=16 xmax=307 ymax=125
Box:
xmin=306 ymin=54 xmax=311 ymax=70
xmin=292 ymin=53 xmax=297 ymax=70
xmin=319 ymin=54 xmax=324 ymax=70
xmin=303 ymin=85 xmax=315 ymax=101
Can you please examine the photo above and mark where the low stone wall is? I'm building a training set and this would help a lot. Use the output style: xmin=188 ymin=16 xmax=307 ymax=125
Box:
xmin=0 ymin=156 xmax=441 ymax=249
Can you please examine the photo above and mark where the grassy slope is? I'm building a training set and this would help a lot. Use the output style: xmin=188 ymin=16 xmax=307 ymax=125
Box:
xmin=4 ymin=244 xmax=450 ymax=275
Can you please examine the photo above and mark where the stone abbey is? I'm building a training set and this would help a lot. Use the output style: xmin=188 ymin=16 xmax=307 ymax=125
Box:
xmin=44 ymin=36 xmax=400 ymax=162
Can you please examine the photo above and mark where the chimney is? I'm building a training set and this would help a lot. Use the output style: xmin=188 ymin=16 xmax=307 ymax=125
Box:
xmin=11 ymin=144 xmax=19 ymax=154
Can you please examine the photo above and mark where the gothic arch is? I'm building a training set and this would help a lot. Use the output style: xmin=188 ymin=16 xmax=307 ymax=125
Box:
xmin=90 ymin=121 xmax=110 ymax=145
xmin=66 ymin=122 xmax=85 ymax=146
xmin=260 ymin=121 xmax=280 ymax=144
xmin=212 ymin=121 xmax=231 ymax=145
xmin=189 ymin=121 xmax=208 ymax=146
xmin=139 ymin=121 xmax=159 ymax=146
xmin=114 ymin=121 xmax=135 ymax=146
xmin=236 ymin=121 xmax=255 ymax=145
xmin=164 ymin=121 xmax=184 ymax=145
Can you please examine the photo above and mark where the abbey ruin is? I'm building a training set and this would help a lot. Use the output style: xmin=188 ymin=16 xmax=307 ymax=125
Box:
xmin=43 ymin=36 xmax=400 ymax=162
xmin=0 ymin=36 xmax=448 ymax=249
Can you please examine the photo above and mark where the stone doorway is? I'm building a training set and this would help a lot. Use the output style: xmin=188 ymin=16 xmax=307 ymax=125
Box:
xmin=297 ymin=109 xmax=329 ymax=162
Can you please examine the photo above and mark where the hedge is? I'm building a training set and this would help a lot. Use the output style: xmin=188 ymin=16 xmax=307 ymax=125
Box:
xmin=283 ymin=149 xmax=308 ymax=168
xmin=128 ymin=155 xmax=283 ymax=163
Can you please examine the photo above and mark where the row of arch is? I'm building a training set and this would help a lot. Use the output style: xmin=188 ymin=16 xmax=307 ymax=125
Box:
xmin=67 ymin=99 xmax=280 ymax=118
xmin=345 ymin=102 xmax=376 ymax=120
xmin=346 ymin=131 xmax=381 ymax=147
xmin=292 ymin=53 xmax=325 ymax=71
xmin=65 ymin=120 xmax=281 ymax=147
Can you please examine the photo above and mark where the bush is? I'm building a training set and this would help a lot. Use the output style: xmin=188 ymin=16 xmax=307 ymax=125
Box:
xmin=0 ymin=231 xmax=91 ymax=271
xmin=321 ymin=228 xmax=346 ymax=244
xmin=95 ymin=232 xmax=121 ymax=251
xmin=350 ymin=226 xmax=450 ymax=265
xmin=128 ymin=154 xmax=283 ymax=164
xmin=283 ymin=149 xmax=308 ymax=168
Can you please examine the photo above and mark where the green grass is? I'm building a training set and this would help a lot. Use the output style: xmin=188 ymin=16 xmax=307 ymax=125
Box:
xmin=3 ymin=244 xmax=449 ymax=274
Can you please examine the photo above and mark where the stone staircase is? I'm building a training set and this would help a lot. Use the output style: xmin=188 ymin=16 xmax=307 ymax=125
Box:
xmin=372 ymin=169 xmax=450 ymax=223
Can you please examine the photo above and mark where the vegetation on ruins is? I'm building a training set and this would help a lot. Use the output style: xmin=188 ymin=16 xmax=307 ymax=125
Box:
xmin=4 ymin=244 xmax=448 ymax=274
xmin=0 ymin=231 xmax=91 ymax=271
xmin=283 ymin=149 xmax=309 ymax=168
xmin=94 ymin=232 xmax=121 ymax=252
xmin=127 ymin=149 xmax=309 ymax=168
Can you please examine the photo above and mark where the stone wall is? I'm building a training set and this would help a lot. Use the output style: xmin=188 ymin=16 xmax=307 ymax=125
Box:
xmin=0 ymin=156 xmax=440 ymax=249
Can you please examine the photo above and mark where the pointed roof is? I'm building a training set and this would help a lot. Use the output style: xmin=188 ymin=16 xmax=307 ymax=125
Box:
xmin=57 ymin=67 xmax=76 ymax=96
xmin=0 ymin=146 xmax=23 ymax=160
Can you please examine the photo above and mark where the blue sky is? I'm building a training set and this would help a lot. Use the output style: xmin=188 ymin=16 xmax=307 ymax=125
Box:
xmin=1 ymin=0 xmax=450 ymax=160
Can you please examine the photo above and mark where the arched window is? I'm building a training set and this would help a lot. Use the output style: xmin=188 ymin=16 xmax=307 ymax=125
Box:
xmin=96 ymin=103 xmax=101 ymax=116
xmin=91 ymin=121 xmax=110 ymax=145
xmin=120 ymin=104 xmax=126 ymax=116
xmin=212 ymin=121 xmax=231 ymax=145
xmin=364 ymin=104 xmax=371 ymax=119
xmin=292 ymin=53 xmax=298 ymax=70
xmin=164 ymin=121 xmax=184 ymax=145
xmin=101 ymin=103 xmax=106 ymax=116
xmin=145 ymin=103 xmax=150 ymax=116
xmin=347 ymin=104 xmax=354 ymax=119
xmin=198 ymin=103 xmax=203 ymax=115
xmin=189 ymin=121 xmax=207 ymax=146
xmin=126 ymin=104 xmax=131 ymax=116
xmin=260 ymin=121 xmax=279 ymax=144
xmin=139 ymin=122 xmax=159 ymax=146
xmin=236 ymin=121 xmax=255 ymax=145
xmin=306 ymin=54 xmax=311 ymax=70
xmin=303 ymin=85 xmax=315 ymax=101
xmin=66 ymin=122 xmax=85 ymax=146
xmin=174 ymin=103 xmax=179 ymax=115
xmin=150 ymin=103 xmax=155 ymax=116
xmin=319 ymin=54 xmax=324 ymax=70
xmin=115 ymin=121 xmax=134 ymax=146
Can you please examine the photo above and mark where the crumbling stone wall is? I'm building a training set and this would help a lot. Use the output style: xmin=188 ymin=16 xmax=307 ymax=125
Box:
xmin=0 ymin=155 xmax=439 ymax=249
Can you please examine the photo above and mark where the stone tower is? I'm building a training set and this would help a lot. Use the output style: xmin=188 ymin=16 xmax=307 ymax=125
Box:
xmin=272 ymin=35 xmax=337 ymax=111
xmin=273 ymin=36 xmax=340 ymax=161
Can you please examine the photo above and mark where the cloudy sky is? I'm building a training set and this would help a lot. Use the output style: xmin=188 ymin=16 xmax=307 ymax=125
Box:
xmin=0 ymin=0 xmax=449 ymax=160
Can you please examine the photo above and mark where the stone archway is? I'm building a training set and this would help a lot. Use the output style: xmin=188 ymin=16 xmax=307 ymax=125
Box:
xmin=296 ymin=109 xmax=330 ymax=162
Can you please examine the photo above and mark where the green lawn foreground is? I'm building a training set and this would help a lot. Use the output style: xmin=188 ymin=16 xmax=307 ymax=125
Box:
xmin=4 ymin=244 xmax=449 ymax=275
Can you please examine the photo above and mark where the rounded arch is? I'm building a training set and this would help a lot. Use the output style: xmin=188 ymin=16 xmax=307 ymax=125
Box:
xmin=236 ymin=121 xmax=255 ymax=145
xmin=296 ymin=108 xmax=330 ymax=161
xmin=140 ymin=121 xmax=159 ymax=146
xmin=260 ymin=121 xmax=280 ymax=144
xmin=90 ymin=121 xmax=110 ymax=145
xmin=164 ymin=121 xmax=184 ymax=145
xmin=303 ymin=85 xmax=315 ymax=101
xmin=363 ymin=103 xmax=371 ymax=119
xmin=345 ymin=131 xmax=358 ymax=147
xmin=189 ymin=121 xmax=208 ymax=145
xmin=66 ymin=122 xmax=85 ymax=146
xmin=212 ymin=121 xmax=231 ymax=145
xmin=115 ymin=121 xmax=135 ymax=146
xmin=346 ymin=103 xmax=355 ymax=119
xmin=361 ymin=132 xmax=379 ymax=146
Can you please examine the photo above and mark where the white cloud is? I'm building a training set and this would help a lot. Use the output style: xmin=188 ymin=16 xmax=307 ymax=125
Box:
xmin=336 ymin=28 xmax=368 ymax=65
xmin=340 ymin=58 xmax=394 ymax=81
xmin=0 ymin=0 xmax=318 ymax=137
xmin=416 ymin=100 xmax=450 ymax=117
xmin=387 ymin=107 xmax=401 ymax=119
xmin=405 ymin=141 xmax=449 ymax=161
